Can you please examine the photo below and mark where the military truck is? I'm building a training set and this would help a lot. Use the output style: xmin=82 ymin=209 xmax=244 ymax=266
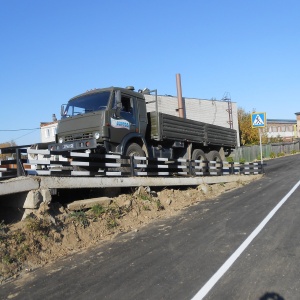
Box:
xmin=48 ymin=86 xmax=237 ymax=164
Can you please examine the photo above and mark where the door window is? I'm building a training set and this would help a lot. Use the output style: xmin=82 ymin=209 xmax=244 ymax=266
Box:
xmin=120 ymin=96 xmax=135 ymax=124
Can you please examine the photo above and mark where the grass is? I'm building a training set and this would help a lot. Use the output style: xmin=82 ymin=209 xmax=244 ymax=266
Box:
xmin=69 ymin=211 xmax=89 ymax=228
xmin=155 ymin=199 xmax=164 ymax=211
xmin=25 ymin=215 xmax=51 ymax=237
xmin=90 ymin=204 xmax=105 ymax=218
xmin=142 ymin=204 xmax=151 ymax=211
xmin=139 ymin=194 xmax=151 ymax=201
xmin=12 ymin=230 xmax=26 ymax=245
xmin=105 ymin=206 xmax=121 ymax=229
xmin=15 ymin=244 xmax=30 ymax=261
xmin=226 ymin=157 xmax=234 ymax=163
xmin=1 ymin=254 xmax=14 ymax=265
xmin=0 ymin=220 xmax=7 ymax=242
xmin=69 ymin=202 xmax=132 ymax=230
xmin=0 ymin=222 xmax=29 ymax=275
xmin=106 ymin=217 xmax=118 ymax=229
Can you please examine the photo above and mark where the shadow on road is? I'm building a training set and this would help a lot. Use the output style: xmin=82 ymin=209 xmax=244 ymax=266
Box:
xmin=259 ymin=292 xmax=284 ymax=300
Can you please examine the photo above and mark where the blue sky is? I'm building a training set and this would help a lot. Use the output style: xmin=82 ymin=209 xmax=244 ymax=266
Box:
xmin=1 ymin=0 xmax=299 ymax=145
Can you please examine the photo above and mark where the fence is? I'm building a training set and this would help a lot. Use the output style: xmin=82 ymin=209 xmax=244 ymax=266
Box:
xmin=0 ymin=146 xmax=263 ymax=180
xmin=233 ymin=141 xmax=300 ymax=162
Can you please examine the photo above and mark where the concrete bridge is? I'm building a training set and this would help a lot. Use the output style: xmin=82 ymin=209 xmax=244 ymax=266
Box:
xmin=0 ymin=174 xmax=260 ymax=213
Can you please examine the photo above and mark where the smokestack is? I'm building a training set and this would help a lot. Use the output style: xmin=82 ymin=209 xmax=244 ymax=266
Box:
xmin=176 ymin=73 xmax=184 ymax=118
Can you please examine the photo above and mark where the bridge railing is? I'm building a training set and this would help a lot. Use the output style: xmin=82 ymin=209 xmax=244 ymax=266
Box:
xmin=0 ymin=146 xmax=264 ymax=180
xmin=0 ymin=145 xmax=31 ymax=179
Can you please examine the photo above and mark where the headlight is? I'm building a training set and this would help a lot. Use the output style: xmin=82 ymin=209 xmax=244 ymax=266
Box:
xmin=94 ymin=132 xmax=100 ymax=139
xmin=58 ymin=137 xmax=64 ymax=143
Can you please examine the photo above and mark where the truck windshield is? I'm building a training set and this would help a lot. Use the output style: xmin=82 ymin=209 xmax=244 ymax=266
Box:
xmin=63 ymin=91 xmax=111 ymax=117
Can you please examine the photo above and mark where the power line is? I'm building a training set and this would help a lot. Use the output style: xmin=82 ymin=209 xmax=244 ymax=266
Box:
xmin=0 ymin=128 xmax=40 ymax=132
xmin=13 ymin=129 xmax=40 ymax=141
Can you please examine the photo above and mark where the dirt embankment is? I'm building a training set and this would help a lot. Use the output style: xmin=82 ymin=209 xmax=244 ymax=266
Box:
xmin=0 ymin=177 xmax=260 ymax=284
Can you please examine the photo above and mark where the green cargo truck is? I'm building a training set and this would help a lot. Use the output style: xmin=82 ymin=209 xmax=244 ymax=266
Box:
xmin=48 ymin=86 xmax=237 ymax=164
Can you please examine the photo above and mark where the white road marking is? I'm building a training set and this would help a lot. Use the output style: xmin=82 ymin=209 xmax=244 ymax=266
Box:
xmin=192 ymin=179 xmax=300 ymax=300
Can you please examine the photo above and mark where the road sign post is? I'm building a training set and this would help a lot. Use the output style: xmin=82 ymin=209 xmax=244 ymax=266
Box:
xmin=251 ymin=112 xmax=266 ymax=165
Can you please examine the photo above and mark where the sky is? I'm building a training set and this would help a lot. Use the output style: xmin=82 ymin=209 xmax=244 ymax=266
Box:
xmin=1 ymin=0 xmax=299 ymax=145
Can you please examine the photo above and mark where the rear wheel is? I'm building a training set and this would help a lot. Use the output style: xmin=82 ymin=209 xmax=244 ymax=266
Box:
xmin=207 ymin=150 xmax=223 ymax=175
xmin=192 ymin=149 xmax=207 ymax=161
xmin=207 ymin=150 xmax=222 ymax=162
xmin=191 ymin=149 xmax=207 ymax=175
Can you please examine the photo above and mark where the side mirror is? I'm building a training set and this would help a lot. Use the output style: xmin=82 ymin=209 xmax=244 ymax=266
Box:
xmin=61 ymin=104 xmax=67 ymax=117
xmin=114 ymin=91 xmax=122 ymax=117
xmin=115 ymin=90 xmax=121 ymax=104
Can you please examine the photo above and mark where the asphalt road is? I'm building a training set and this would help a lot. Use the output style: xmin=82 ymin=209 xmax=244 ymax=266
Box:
xmin=1 ymin=154 xmax=300 ymax=300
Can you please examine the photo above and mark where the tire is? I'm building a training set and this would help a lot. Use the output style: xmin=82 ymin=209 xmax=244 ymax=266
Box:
xmin=192 ymin=149 xmax=207 ymax=161
xmin=120 ymin=143 xmax=145 ymax=174
xmin=206 ymin=150 xmax=222 ymax=162
xmin=206 ymin=150 xmax=223 ymax=175
xmin=191 ymin=149 xmax=207 ymax=175
xmin=126 ymin=143 xmax=145 ymax=157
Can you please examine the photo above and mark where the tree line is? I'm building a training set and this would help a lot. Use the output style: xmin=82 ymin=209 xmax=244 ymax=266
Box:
xmin=238 ymin=108 xmax=284 ymax=145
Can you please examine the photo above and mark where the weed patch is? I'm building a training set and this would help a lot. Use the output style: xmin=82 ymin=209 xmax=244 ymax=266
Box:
xmin=69 ymin=211 xmax=89 ymax=228
xmin=155 ymin=199 xmax=165 ymax=211
xmin=90 ymin=204 xmax=105 ymax=218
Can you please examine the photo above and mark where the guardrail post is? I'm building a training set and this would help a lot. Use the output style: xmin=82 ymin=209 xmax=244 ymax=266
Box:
xmin=16 ymin=148 xmax=26 ymax=177
xmin=188 ymin=159 xmax=193 ymax=175
xmin=130 ymin=156 xmax=135 ymax=177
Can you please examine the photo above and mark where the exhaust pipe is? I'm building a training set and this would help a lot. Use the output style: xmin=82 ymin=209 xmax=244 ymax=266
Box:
xmin=176 ymin=73 xmax=184 ymax=118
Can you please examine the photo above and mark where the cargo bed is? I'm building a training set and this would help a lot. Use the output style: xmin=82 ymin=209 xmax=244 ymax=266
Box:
xmin=148 ymin=111 xmax=237 ymax=147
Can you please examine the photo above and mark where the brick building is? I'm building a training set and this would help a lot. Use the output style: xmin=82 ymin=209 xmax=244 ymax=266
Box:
xmin=266 ymin=118 xmax=297 ymax=142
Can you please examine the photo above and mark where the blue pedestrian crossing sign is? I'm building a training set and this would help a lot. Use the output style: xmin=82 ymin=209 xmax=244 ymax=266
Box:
xmin=251 ymin=112 xmax=266 ymax=128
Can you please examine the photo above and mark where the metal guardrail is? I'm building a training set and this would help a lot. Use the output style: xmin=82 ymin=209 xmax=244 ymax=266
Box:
xmin=0 ymin=146 xmax=264 ymax=180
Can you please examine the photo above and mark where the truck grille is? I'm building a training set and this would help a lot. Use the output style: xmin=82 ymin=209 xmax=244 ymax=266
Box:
xmin=65 ymin=133 xmax=93 ymax=142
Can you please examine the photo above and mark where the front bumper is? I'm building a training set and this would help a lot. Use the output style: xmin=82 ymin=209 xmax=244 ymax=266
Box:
xmin=48 ymin=138 xmax=98 ymax=152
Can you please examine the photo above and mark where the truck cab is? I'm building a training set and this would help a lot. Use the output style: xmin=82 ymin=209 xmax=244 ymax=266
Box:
xmin=49 ymin=87 xmax=148 ymax=155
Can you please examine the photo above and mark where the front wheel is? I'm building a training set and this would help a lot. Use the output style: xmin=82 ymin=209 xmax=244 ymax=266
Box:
xmin=125 ymin=143 xmax=145 ymax=157
xmin=120 ymin=143 xmax=145 ymax=174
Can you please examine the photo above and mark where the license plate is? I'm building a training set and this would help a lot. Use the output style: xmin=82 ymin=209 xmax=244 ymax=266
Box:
xmin=63 ymin=143 xmax=74 ymax=149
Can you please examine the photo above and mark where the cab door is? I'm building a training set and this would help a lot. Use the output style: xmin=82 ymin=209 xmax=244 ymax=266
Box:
xmin=109 ymin=93 xmax=137 ymax=143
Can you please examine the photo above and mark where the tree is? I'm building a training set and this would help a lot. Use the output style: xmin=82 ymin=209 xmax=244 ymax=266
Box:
xmin=238 ymin=108 xmax=260 ymax=145
xmin=0 ymin=141 xmax=17 ymax=160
